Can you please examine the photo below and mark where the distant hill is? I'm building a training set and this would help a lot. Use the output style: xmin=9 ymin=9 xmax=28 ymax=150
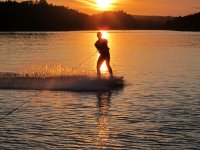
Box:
xmin=166 ymin=12 xmax=200 ymax=31
xmin=91 ymin=11 xmax=137 ymax=30
xmin=133 ymin=15 xmax=174 ymax=30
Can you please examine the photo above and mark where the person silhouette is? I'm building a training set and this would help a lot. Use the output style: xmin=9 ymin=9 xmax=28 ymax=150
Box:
xmin=95 ymin=32 xmax=113 ymax=78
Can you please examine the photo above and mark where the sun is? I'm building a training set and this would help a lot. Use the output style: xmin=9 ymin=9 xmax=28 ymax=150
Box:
xmin=96 ymin=0 xmax=112 ymax=10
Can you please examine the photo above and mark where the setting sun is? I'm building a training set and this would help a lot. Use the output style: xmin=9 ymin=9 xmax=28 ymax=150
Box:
xmin=96 ymin=0 xmax=112 ymax=10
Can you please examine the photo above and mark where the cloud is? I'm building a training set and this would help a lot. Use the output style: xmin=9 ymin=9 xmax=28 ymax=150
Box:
xmin=75 ymin=0 xmax=96 ymax=7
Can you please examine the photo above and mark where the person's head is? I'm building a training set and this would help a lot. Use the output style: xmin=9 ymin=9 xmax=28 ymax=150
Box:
xmin=97 ymin=32 xmax=102 ymax=40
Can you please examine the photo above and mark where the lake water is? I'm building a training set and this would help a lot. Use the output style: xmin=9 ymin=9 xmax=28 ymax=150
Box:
xmin=0 ymin=31 xmax=200 ymax=149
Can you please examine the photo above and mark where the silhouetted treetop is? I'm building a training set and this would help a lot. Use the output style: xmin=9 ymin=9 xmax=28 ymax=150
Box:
xmin=133 ymin=15 xmax=174 ymax=30
xmin=0 ymin=0 xmax=90 ymax=31
xmin=166 ymin=12 xmax=200 ymax=31
xmin=91 ymin=10 xmax=137 ymax=29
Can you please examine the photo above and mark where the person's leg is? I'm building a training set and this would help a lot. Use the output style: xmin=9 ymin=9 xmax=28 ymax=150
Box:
xmin=97 ymin=56 xmax=104 ymax=77
xmin=105 ymin=57 xmax=113 ymax=77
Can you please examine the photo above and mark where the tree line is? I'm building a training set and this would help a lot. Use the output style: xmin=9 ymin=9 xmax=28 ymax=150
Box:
xmin=166 ymin=12 xmax=200 ymax=31
xmin=0 ymin=0 xmax=199 ymax=31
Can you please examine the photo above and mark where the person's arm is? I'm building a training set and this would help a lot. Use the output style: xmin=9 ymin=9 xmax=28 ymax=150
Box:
xmin=105 ymin=39 xmax=108 ymax=44
xmin=95 ymin=41 xmax=100 ymax=50
xmin=95 ymin=42 xmax=98 ymax=49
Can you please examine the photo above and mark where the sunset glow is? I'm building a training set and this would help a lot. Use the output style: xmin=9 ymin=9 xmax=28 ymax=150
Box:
xmin=101 ymin=31 xmax=107 ymax=39
xmin=96 ymin=0 xmax=112 ymax=10
xmin=45 ymin=0 xmax=200 ymax=16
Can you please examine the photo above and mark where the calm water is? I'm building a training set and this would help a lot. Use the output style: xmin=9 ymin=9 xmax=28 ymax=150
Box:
xmin=0 ymin=31 xmax=200 ymax=149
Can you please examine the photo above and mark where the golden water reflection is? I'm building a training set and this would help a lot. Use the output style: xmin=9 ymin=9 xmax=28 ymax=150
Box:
xmin=96 ymin=92 xmax=111 ymax=149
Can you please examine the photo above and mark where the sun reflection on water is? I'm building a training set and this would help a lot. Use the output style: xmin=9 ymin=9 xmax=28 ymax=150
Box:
xmin=100 ymin=62 xmax=108 ymax=73
xmin=96 ymin=92 xmax=111 ymax=149
xmin=101 ymin=30 xmax=108 ymax=39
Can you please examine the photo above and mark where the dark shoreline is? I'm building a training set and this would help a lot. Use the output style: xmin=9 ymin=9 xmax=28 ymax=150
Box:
xmin=0 ymin=29 xmax=199 ymax=32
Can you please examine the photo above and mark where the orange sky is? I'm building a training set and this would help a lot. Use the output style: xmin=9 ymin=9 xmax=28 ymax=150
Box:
xmin=19 ymin=0 xmax=200 ymax=16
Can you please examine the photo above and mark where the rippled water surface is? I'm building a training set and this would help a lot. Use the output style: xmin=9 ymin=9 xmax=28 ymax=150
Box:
xmin=0 ymin=31 xmax=200 ymax=149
